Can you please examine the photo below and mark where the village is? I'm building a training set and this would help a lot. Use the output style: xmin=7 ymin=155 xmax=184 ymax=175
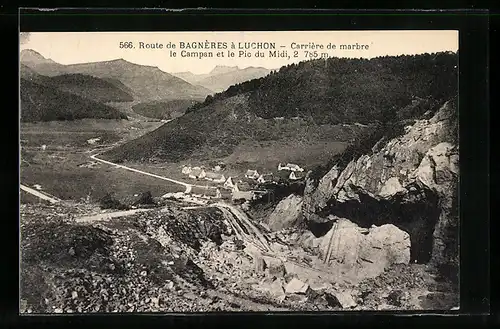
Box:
xmin=162 ymin=162 xmax=307 ymax=205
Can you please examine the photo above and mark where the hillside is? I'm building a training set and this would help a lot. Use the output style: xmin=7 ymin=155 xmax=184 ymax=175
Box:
xmin=197 ymin=67 xmax=271 ymax=93
xmin=20 ymin=78 xmax=128 ymax=122
xmin=102 ymin=92 xmax=372 ymax=167
xmin=132 ymin=99 xmax=200 ymax=120
xmin=190 ymin=52 xmax=458 ymax=124
xmin=21 ymin=64 xmax=134 ymax=103
xmin=103 ymin=52 xmax=457 ymax=166
xmin=48 ymin=74 xmax=134 ymax=103
xmin=20 ymin=49 xmax=212 ymax=101
xmin=173 ymin=65 xmax=271 ymax=93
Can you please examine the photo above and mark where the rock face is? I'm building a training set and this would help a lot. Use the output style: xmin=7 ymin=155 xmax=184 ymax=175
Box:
xmin=318 ymin=218 xmax=411 ymax=279
xmin=303 ymin=99 xmax=458 ymax=270
xmin=267 ymin=194 xmax=303 ymax=231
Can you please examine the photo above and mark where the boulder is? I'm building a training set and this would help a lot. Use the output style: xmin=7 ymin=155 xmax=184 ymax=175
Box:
xmin=266 ymin=259 xmax=287 ymax=278
xmin=319 ymin=218 xmax=363 ymax=266
xmin=327 ymin=290 xmax=358 ymax=309
xmin=269 ymin=278 xmax=286 ymax=298
xmin=285 ymin=278 xmax=309 ymax=294
xmin=267 ymin=194 xmax=304 ymax=231
xmin=319 ymin=218 xmax=411 ymax=280
xmin=253 ymin=277 xmax=285 ymax=299
xmin=307 ymin=280 xmax=331 ymax=294
xmin=357 ymin=224 xmax=411 ymax=279
xmin=298 ymin=231 xmax=322 ymax=251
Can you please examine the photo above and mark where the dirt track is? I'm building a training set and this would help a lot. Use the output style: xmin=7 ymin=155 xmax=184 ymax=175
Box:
xmin=20 ymin=184 xmax=61 ymax=204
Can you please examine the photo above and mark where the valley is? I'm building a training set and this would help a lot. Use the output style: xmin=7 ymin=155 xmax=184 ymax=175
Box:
xmin=19 ymin=47 xmax=459 ymax=313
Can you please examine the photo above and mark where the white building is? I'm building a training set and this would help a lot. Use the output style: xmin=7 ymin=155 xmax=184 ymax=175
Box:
xmin=257 ymin=174 xmax=273 ymax=184
xmin=245 ymin=169 xmax=260 ymax=179
xmin=278 ymin=162 xmax=304 ymax=172
xmin=205 ymin=172 xmax=226 ymax=183
xmin=189 ymin=168 xmax=206 ymax=179
xmin=224 ymin=177 xmax=235 ymax=190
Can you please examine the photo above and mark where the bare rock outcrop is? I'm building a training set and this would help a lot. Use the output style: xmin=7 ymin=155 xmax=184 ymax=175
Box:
xmin=318 ymin=217 xmax=411 ymax=280
xmin=303 ymin=98 xmax=458 ymax=270
xmin=267 ymin=194 xmax=303 ymax=231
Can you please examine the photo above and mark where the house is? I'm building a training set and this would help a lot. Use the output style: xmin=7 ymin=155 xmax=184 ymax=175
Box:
xmin=223 ymin=177 xmax=235 ymax=190
xmin=289 ymin=171 xmax=306 ymax=180
xmin=238 ymin=178 xmax=256 ymax=191
xmin=231 ymin=188 xmax=255 ymax=202
xmin=245 ymin=169 xmax=260 ymax=179
xmin=204 ymin=172 xmax=226 ymax=183
xmin=278 ymin=162 xmax=304 ymax=172
xmin=232 ymin=181 xmax=253 ymax=193
xmin=286 ymin=163 xmax=304 ymax=172
xmin=181 ymin=166 xmax=192 ymax=175
xmin=189 ymin=168 xmax=206 ymax=179
xmin=86 ymin=138 xmax=101 ymax=145
xmin=214 ymin=165 xmax=222 ymax=172
xmin=257 ymin=174 xmax=273 ymax=184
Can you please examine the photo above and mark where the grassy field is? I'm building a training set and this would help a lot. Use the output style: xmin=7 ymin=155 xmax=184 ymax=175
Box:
xmin=221 ymin=139 xmax=349 ymax=172
xmin=20 ymin=119 xmax=182 ymax=203
xmin=121 ymin=138 xmax=349 ymax=185
xmin=21 ymin=150 xmax=184 ymax=202
xmin=21 ymin=118 xmax=163 ymax=149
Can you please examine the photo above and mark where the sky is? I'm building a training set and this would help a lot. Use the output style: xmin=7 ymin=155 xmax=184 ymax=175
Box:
xmin=19 ymin=31 xmax=459 ymax=75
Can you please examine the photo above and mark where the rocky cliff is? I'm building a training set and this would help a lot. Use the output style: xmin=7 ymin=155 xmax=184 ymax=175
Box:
xmin=267 ymin=194 xmax=304 ymax=231
xmin=302 ymin=98 xmax=458 ymax=277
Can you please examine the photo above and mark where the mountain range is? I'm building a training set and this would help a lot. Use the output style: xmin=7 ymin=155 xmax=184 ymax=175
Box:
xmin=172 ymin=65 xmax=271 ymax=93
xmin=20 ymin=49 xmax=212 ymax=101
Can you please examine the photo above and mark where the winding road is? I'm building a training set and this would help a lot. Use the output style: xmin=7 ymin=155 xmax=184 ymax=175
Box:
xmin=90 ymin=152 xmax=217 ymax=194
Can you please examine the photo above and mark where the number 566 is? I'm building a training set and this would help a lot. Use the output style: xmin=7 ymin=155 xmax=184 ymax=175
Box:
xmin=119 ymin=42 xmax=134 ymax=49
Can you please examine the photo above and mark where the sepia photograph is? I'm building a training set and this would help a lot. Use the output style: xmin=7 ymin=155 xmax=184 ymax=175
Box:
xmin=19 ymin=30 xmax=459 ymax=313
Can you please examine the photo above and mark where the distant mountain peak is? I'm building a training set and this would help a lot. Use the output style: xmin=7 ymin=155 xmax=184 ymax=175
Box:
xmin=20 ymin=49 xmax=55 ymax=64
xmin=102 ymin=58 xmax=163 ymax=70
xmin=21 ymin=48 xmax=42 ymax=56
xmin=209 ymin=65 xmax=240 ymax=75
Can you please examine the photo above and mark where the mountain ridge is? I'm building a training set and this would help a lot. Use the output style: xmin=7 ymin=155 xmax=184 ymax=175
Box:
xmin=172 ymin=65 xmax=272 ymax=93
xmin=20 ymin=64 xmax=134 ymax=103
xmin=20 ymin=49 xmax=212 ymax=101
